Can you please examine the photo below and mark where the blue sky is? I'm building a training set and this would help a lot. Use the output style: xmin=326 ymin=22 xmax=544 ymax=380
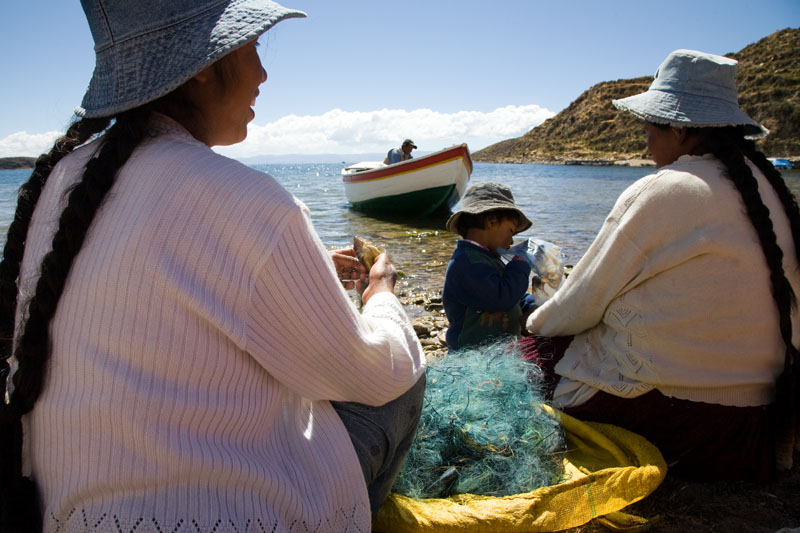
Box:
xmin=1 ymin=0 xmax=798 ymax=159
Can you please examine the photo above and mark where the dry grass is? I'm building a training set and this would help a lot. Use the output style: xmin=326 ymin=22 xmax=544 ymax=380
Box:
xmin=475 ymin=28 xmax=800 ymax=164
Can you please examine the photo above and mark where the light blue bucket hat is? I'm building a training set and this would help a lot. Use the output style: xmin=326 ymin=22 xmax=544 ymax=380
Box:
xmin=612 ymin=49 xmax=768 ymax=139
xmin=77 ymin=0 xmax=306 ymax=118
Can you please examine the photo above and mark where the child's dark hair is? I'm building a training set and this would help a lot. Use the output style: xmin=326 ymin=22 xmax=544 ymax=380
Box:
xmin=455 ymin=209 xmax=520 ymax=238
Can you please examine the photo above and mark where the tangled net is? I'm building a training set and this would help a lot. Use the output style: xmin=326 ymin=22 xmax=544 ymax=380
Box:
xmin=393 ymin=341 xmax=566 ymax=499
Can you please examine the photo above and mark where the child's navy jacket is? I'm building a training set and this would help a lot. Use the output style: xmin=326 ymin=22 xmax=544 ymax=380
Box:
xmin=443 ymin=240 xmax=536 ymax=349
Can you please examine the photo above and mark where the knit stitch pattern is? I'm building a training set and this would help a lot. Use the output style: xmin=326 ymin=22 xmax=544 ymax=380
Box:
xmin=17 ymin=115 xmax=425 ymax=532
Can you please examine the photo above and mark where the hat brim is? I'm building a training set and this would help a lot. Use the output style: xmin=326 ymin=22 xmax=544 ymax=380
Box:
xmin=612 ymin=90 xmax=768 ymax=139
xmin=446 ymin=205 xmax=533 ymax=234
xmin=77 ymin=0 xmax=306 ymax=118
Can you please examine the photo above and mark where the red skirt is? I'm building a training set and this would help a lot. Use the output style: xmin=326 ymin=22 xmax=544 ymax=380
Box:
xmin=518 ymin=335 xmax=775 ymax=482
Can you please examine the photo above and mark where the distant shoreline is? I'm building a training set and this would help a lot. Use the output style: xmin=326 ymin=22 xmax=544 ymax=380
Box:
xmin=0 ymin=155 xmax=657 ymax=170
xmin=3 ymin=155 xmax=797 ymax=170
xmin=0 ymin=157 xmax=36 ymax=170
xmin=473 ymin=157 xmax=656 ymax=168
xmin=473 ymin=156 xmax=800 ymax=168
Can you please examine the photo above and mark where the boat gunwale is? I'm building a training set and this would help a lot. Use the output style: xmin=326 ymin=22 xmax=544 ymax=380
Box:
xmin=342 ymin=144 xmax=472 ymax=184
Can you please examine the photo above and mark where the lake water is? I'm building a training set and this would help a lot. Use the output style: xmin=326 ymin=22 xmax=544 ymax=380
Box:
xmin=3 ymin=162 xmax=800 ymax=318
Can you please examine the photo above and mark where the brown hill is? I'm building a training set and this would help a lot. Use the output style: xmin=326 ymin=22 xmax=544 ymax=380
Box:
xmin=0 ymin=157 xmax=36 ymax=170
xmin=733 ymin=27 xmax=800 ymax=157
xmin=474 ymin=27 xmax=800 ymax=164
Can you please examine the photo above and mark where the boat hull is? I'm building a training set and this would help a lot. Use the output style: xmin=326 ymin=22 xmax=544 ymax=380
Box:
xmin=349 ymin=184 xmax=459 ymax=215
xmin=342 ymin=144 xmax=472 ymax=216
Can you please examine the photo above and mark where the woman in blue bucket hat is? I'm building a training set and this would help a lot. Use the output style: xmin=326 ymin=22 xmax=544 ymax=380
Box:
xmin=525 ymin=49 xmax=799 ymax=482
xmin=0 ymin=1 xmax=425 ymax=531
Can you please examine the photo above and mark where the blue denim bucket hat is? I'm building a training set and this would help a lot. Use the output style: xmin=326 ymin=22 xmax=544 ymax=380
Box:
xmin=76 ymin=0 xmax=306 ymax=118
xmin=612 ymin=49 xmax=768 ymax=139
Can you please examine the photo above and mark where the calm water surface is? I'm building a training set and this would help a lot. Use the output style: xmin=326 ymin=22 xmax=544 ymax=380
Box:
xmin=3 ymin=162 xmax=800 ymax=317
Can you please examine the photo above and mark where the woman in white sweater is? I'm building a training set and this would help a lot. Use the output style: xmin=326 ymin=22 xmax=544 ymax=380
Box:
xmin=0 ymin=1 xmax=425 ymax=531
xmin=525 ymin=50 xmax=800 ymax=481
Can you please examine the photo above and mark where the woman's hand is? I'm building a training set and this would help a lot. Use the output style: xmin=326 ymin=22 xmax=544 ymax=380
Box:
xmin=361 ymin=253 xmax=397 ymax=305
xmin=330 ymin=247 xmax=367 ymax=291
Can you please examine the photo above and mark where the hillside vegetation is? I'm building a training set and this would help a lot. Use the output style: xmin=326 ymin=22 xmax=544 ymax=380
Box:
xmin=474 ymin=27 xmax=800 ymax=163
xmin=0 ymin=157 xmax=37 ymax=170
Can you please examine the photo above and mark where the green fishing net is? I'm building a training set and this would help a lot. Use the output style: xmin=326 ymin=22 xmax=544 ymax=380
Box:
xmin=393 ymin=341 xmax=566 ymax=499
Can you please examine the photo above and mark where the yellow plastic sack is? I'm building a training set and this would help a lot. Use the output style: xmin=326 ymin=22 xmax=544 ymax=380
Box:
xmin=374 ymin=405 xmax=667 ymax=533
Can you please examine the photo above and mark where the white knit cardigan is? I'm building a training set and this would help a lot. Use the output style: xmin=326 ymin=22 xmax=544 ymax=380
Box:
xmin=16 ymin=116 xmax=426 ymax=532
xmin=528 ymin=154 xmax=800 ymax=408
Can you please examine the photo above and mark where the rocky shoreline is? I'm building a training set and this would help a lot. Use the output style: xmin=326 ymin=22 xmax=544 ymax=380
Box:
xmin=399 ymin=291 xmax=449 ymax=359
xmin=5 ymin=155 xmax=797 ymax=171
xmin=475 ymin=157 xmax=657 ymax=167
xmin=476 ymin=155 xmax=800 ymax=169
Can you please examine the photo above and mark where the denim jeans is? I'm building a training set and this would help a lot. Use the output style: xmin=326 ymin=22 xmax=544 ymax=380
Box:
xmin=332 ymin=375 xmax=426 ymax=516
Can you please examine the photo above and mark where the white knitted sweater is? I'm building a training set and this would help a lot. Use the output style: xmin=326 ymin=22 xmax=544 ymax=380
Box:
xmin=16 ymin=116 xmax=425 ymax=532
xmin=528 ymin=154 xmax=800 ymax=408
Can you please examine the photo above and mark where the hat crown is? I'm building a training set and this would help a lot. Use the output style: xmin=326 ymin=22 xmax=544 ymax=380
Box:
xmin=611 ymin=48 xmax=767 ymax=139
xmin=445 ymin=181 xmax=532 ymax=234
xmin=82 ymin=0 xmax=226 ymax=51
xmin=650 ymin=49 xmax=739 ymax=104
xmin=77 ymin=0 xmax=305 ymax=118
xmin=462 ymin=182 xmax=515 ymax=208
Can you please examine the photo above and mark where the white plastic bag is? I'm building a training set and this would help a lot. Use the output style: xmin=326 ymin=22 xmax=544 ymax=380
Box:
xmin=500 ymin=239 xmax=565 ymax=304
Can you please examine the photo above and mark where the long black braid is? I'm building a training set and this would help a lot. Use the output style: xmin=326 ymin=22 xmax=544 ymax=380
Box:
xmin=700 ymin=126 xmax=800 ymax=469
xmin=740 ymin=137 xmax=800 ymax=469
xmin=0 ymin=45 xmax=237 ymax=529
xmin=740 ymin=140 xmax=800 ymax=266
xmin=0 ymin=109 xmax=153 ymax=532
xmin=0 ymin=118 xmax=110 ymax=531
xmin=0 ymin=118 xmax=110 ymax=382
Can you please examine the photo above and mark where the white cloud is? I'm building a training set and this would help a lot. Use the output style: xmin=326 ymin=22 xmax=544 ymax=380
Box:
xmin=0 ymin=130 xmax=63 ymax=158
xmin=0 ymin=105 xmax=555 ymax=160
xmin=216 ymin=105 xmax=555 ymax=158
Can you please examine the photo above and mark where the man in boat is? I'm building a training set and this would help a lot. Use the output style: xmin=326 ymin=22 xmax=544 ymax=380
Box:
xmin=384 ymin=139 xmax=417 ymax=164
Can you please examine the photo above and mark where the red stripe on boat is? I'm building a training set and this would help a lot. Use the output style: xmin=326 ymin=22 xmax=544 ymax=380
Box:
xmin=342 ymin=145 xmax=473 ymax=184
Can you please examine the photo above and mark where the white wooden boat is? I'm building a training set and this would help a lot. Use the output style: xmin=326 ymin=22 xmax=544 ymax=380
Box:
xmin=341 ymin=144 xmax=472 ymax=215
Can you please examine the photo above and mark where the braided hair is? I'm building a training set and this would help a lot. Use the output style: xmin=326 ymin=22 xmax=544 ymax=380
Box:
xmin=0 ymin=118 xmax=110 ymax=373
xmin=697 ymin=126 xmax=800 ymax=470
xmin=0 ymin=46 xmax=239 ymax=530
xmin=0 ymin=118 xmax=111 ymax=532
xmin=0 ymin=109 xmax=153 ymax=532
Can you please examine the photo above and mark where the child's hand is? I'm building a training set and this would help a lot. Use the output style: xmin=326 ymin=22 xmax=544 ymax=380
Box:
xmin=361 ymin=253 xmax=397 ymax=304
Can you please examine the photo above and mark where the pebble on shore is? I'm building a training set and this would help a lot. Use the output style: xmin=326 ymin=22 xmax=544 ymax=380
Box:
xmin=400 ymin=292 xmax=449 ymax=359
